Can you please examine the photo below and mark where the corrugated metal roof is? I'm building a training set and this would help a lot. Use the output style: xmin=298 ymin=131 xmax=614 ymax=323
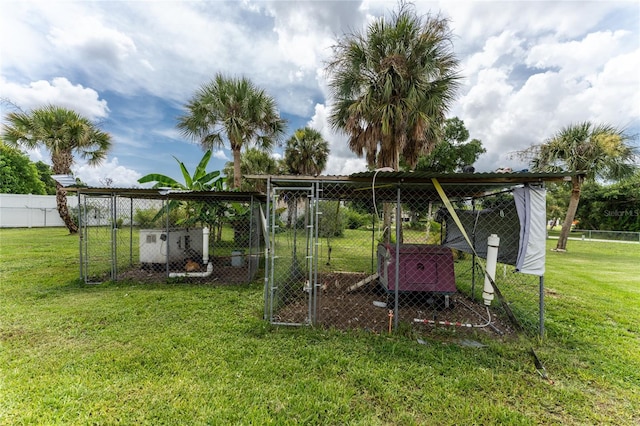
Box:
xmin=349 ymin=170 xmax=573 ymax=183
xmin=67 ymin=171 xmax=575 ymax=202
xmin=248 ymin=171 xmax=574 ymax=183
xmin=65 ymin=186 xmax=267 ymax=202
xmin=246 ymin=171 xmax=574 ymax=200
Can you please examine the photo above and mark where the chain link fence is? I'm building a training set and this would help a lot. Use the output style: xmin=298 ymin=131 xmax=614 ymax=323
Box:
xmin=264 ymin=174 xmax=553 ymax=338
xmin=75 ymin=189 xmax=265 ymax=286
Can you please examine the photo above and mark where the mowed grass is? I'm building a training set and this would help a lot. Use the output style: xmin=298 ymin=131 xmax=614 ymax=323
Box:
xmin=1 ymin=228 xmax=639 ymax=425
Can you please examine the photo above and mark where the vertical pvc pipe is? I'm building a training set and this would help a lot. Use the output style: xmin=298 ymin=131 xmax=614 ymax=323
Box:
xmin=483 ymin=234 xmax=500 ymax=306
xmin=202 ymin=227 xmax=210 ymax=264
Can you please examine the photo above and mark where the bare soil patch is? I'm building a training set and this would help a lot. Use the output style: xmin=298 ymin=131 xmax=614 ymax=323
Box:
xmin=275 ymin=272 xmax=517 ymax=338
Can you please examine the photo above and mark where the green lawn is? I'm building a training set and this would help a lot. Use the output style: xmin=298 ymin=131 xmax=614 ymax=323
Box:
xmin=1 ymin=228 xmax=638 ymax=425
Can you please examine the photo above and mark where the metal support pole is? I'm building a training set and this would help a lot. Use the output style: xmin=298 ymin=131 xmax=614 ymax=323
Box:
xmin=312 ymin=182 xmax=320 ymax=325
xmin=263 ymin=179 xmax=271 ymax=321
xmin=539 ymin=275 xmax=545 ymax=338
xmin=78 ymin=191 xmax=83 ymax=282
xmin=248 ymin=196 xmax=254 ymax=282
xmin=111 ymin=193 xmax=117 ymax=281
xmin=129 ymin=197 xmax=134 ymax=266
xmin=165 ymin=199 xmax=170 ymax=278
xmin=394 ymin=186 xmax=401 ymax=330
xmin=471 ymin=198 xmax=476 ymax=299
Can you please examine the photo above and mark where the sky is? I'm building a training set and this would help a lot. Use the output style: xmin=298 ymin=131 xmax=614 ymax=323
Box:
xmin=1 ymin=0 xmax=639 ymax=188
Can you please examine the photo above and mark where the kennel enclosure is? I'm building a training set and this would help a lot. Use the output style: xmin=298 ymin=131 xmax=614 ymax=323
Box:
xmin=257 ymin=171 xmax=570 ymax=337
xmin=69 ymin=186 xmax=266 ymax=285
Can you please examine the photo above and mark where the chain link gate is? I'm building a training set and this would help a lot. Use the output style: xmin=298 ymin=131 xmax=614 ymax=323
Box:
xmin=79 ymin=194 xmax=115 ymax=283
xmin=265 ymin=184 xmax=317 ymax=325
xmin=79 ymin=193 xmax=139 ymax=284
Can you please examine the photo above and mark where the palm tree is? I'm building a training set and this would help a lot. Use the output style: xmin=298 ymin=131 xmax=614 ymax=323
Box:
xmin=223 ymin=147 xmax=279 ymax=192
xmin=2 ymin=105 xmax=112 ymax=233
xmin=326 ymin=2 xmax=461 ymax=171
xmin=527 ymin=122 xmax=637 ymax=251
xmin=177 ymin=74 xmax=286 ymax=189
xmin=283 ymin=127 xmax=330 ymax=227
xmin=283 ymin=127 xmax=330 ymax=176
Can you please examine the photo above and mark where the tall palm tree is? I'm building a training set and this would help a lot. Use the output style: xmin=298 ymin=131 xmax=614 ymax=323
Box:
xmin=326 ymin=2 xmax=461 ymax=170
xmin=528 ymin=122 xmax=637 ymax=251
xmin=283 ymin=127 xmax=330 ymax=228
xmin=2 ymin=105 xmax=112 ymax=233
xmin=177 ymin=74 xmax=286 ymax=189
xmin=283 ymin=127 xmax=330 ymax=176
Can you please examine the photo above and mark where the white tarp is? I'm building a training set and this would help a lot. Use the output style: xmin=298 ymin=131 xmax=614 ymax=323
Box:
xmin=441 ymin=185 xmax=546 ymax=276
xmin=514 ymin=186 xmax=547 ymax=276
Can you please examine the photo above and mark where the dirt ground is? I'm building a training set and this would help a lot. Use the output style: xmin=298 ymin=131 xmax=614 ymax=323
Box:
xmin=117 ymin=256 xmax=254 ymax=284
xmin=274 ymin=272 xmax=517 ymax=339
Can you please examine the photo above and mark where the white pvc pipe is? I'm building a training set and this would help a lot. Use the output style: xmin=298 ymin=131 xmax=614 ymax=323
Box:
xmin=169 ymin=227 xmax=213 ymax=278
xmin=483 ymin=234 xmax=500 ymax=306
xmin=202 ymin=227 xmax=210 ymax=264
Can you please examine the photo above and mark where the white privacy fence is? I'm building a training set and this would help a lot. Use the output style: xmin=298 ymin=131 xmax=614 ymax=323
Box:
xmin=0 ymin=194 xmax=78 ymax=228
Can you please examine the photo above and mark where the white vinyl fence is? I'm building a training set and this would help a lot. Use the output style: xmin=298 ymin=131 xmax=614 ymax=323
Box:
xmin=0 ymin=193 xmax=78 ymax=228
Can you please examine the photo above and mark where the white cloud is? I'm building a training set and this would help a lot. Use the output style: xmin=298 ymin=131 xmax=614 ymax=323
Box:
xmin=308 ymin=103 xmax=367 ymax=175
xmin=74 ymin=157 xmax=142 ymax=188
xmin=526 ymin=30 xmax=632 ymax=78
xmin=153 ymin=128 xmax=183 ymax=141
xmin=271 ymin=152 xmax=283 ymax=161
xmin=464 ymin=30 xmax=526 ymax=77
xmin=0 ymin=76 xmax=109 ymax=121
xmin=48 ymin=17 xmax=137 ymax=67
xmin=212 ymin=150 xmax=230 ymax=161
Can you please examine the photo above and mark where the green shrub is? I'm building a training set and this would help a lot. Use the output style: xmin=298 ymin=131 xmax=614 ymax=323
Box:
xmin=134 ymin=208 xmax=161 ymax=227
xmin=405 ymin=220 xmax=426 ymax=231
xmin=343 ymin=208 xmax=371 ymax=229
xmin=133 ymin=207 xmax=185 ymax=228
xmin=318 ymin=201 xmax=344 ymax=237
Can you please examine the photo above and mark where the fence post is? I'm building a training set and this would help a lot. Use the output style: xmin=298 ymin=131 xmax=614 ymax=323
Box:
xmin=394 ymin=186 xmax=401 ymax=331
xmin=539 ymin=275 xmax=545 ymax=338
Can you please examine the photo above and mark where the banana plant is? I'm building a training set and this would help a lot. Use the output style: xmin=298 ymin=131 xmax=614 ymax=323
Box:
xmin=138 ymin=150 xmax=225 ymax=191
xmin=137 ymin=150 xmax=227 ymax=234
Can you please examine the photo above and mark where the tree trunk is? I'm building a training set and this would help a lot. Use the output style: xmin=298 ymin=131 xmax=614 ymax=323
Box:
xmin=383 ymin=202 xmax=392 ymax=243
xmin=56 ymin=184 xmax=78 ymax=234
xmin=51 ymin=151 xmax=77 ymax=233
xmin=232 ymin=147 xmax=242 ymax=189
xmin=556 ymin=176 xmax=583 ymax=251
xmin=286 ymin=192 xmax=295 ymax=228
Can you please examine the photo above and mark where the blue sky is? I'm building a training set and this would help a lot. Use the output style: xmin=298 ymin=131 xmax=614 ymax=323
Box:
xmin=1 ymin=0 xmax=639 ymax=188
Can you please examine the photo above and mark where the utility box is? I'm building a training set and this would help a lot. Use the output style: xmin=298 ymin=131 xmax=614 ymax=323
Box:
xmin=231 ymin=250 xmax=245 ymax=267
xmin=377 ymin=244 xmax=456 ymax=294
xmin=139 ymin=228 xmax=203 ymax=265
